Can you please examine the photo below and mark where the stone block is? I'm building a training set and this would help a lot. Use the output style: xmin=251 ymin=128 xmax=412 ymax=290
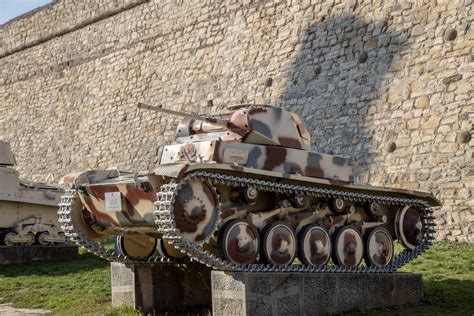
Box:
xmin=0 ymin=245 xmax=78 ymax=265
xmin=212 ymin=271 xmax=423 ymax=316
xmin=111 ymin=262 xmax=212 ymax=313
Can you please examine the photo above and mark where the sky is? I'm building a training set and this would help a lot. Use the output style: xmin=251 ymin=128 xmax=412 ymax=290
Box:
xmin=0 ymin=0 xmax=52 ymax=24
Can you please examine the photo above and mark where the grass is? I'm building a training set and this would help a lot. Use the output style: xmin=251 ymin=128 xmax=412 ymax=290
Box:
xmin=0 ymin=242 xmax=472 ymax=315
xmin=396 ymin=242 xmax=474 ymax=315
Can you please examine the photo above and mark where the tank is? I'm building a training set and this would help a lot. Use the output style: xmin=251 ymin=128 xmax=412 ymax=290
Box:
xmin=58 ymin=103 xmax=439 ymax=272
xmin=0 ymin=140 xmax=65 ymax=246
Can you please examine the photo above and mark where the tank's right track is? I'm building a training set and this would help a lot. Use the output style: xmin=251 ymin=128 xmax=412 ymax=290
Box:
xmin=155 ymin=171 xmax=436 ymax=273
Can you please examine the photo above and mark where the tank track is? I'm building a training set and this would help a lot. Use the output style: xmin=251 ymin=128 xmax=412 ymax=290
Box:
xmin=57 ymin=170 xmax=435 ymax=271
xmin=155 ymin=171 xmax=436 ymax=273
xmin=58 ymin=189 xmax=177 ymax=265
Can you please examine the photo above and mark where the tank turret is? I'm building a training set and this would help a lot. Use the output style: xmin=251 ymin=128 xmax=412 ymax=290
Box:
xmin=138 ymin=102 xmax=311 ymax=150
xmin=58 ymin=103 xmax=440 ymax=273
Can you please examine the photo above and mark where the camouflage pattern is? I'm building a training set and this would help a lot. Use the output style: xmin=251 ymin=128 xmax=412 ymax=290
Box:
xmin=395 ymin=206 xmax=423 ymax=250
xmin=218 ymin=219 xmax=259 ymax=265
xmin=59 ymin=104 xmax=441 ymax=268
xmin=297 ymin=224 xmax=331 ymax=266
xmin=364 ymin=227 xmax=394 ymax=267
xmin=332 ymin=227 xmax=364 ymax=267
xmin=261 ymin=222 xmax=297 ymax=265
xmin=0 ymin=140 xmax=65 ymax=246
xmin=59 ymin=170 xmax=159 ymax=237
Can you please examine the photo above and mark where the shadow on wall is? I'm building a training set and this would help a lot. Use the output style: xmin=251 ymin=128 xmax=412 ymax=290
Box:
xmin=278 ymin=13 xmax=410 ymax=183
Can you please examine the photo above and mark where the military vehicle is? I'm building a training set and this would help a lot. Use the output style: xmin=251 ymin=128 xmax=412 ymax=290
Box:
xmin=0 ymin=140 xmax=65 ymax=246
xmin=58 ymin=103 xmax=439 ymax=272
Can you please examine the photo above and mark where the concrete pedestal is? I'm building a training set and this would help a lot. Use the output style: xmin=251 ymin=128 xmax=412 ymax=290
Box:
xmin=211 ymin=271 xmax=423 ymax=315
xmin=0 ymin=245 xmax=78 ymax=265
xmin=111 ymin=262 xmax=212 ymax=313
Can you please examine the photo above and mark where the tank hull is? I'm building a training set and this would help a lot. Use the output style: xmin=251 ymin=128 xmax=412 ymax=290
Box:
xmin=59 ymin=163 xmax=437 ymax=271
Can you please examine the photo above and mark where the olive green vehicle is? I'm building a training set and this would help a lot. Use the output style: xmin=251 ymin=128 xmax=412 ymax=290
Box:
xmin=58 ymin=103 xmax=439 ymax=272
xmin=0 ymin=140 xmax=65 ymax=246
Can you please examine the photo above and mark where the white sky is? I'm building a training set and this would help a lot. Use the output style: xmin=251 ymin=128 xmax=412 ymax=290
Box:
xmin=0 ymin=0 xmax=52 ymax=24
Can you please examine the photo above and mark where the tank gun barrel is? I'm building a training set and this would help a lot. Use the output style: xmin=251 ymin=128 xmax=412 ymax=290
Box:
xmin=137 ymin=102 xmax=228 ymax=127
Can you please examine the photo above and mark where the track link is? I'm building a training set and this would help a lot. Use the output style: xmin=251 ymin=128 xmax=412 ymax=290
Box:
xmin=154 ymin=171 xmax=436 ymax=273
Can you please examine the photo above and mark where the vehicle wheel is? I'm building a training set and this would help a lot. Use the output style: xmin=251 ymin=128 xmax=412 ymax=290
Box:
xmin=261 ymin=221 xmax=297 ymax=266
xmin=328 ymin=198 xmax=346 ymax=214
xmin=218 ymin=219 xmax=259 ymax=265
xmin=116 ymin=235 xmax=157 ymax=260
xmin=364 ymin=201 xmax=380 ymax=217
xmin=290 ymin=194 xmax=308 ymax=208
xmin=240 ymin=187 xmax=258 ymax=204
xmin=173 ymin=180 xmax=220 ymax=243
xmin=26 ymin=232 xmax=35 ymax=245
xmin=35 ymin=232 xmax=50 ymax=245
xmin=56 ymin=232 xmax=67 ymax=244
xmin=364 ymin=227 xmax=394 ymax=267
xmin=395 ymin=206 xmax=424 ymax=250
xmin=297 ymin=224 xmax=331 ymax=266
xmin=156 ymin=239 xmax=186 ymax=259
xmin=332 ymin=226 xmax=364 ymax=267
xmin=3 ymin=232 xmax=16 ymax=246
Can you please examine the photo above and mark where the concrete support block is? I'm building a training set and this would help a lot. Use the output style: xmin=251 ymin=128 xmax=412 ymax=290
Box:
xmin=0 ymin=245 xmax=78 ymax=265
xmin=211 ymin=271 xmax=423 ymax=315
xmin=111 ymin=262 xmax=212 ymax=313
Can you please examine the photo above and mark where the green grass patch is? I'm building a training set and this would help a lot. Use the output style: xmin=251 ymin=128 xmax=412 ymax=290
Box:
xmin=397 ymin=242 xmax=474 ymax=315
xmin=0 ymin=242 xmax=472 ymax=315
xmin=0 ymin=251 xmax=112 ymax=315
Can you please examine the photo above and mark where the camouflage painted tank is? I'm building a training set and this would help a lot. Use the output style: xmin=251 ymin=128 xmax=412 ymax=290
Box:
xmin=58 ymin=103 xmax=439 ymax=272
xmin=0 ymin=140 xmax=65 ymax=246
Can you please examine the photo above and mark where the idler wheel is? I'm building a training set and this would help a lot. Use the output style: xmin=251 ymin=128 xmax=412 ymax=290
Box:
xmin=332 ymin=226 xmax=364 ymax=267
xmin=364 ymin=227 xmax=394 ymax=267
xmin=218 ymin=219 xmax=259 ymax=265
xmin=329 ymin=198 xmax=346 ymax=214
xmin=261 ymin=222 xmax=297 ymax=266
xmin=395 ymin=206 xmax=424 ymax=250
xmin=173 ymin=180 xmax=220 ymax=243
xmin=297 ymin=224 xmax=331 ymax=266
xmin=116 ymin=235 xmax=157 ymax=260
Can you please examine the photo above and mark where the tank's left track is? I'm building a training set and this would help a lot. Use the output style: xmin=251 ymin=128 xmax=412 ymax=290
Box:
xmin=58 ymin=189 xmax=178 ymax=265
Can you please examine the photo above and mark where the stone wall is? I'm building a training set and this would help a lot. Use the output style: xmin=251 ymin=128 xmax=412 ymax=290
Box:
xmin=0 ymin=0 xmax=472 ymax=242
